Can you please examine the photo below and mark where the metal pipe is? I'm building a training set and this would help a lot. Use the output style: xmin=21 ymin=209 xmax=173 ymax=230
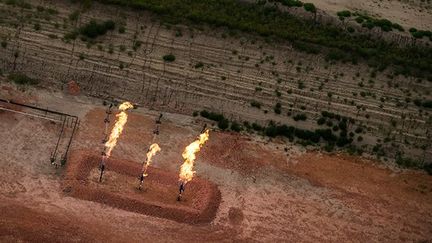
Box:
xmin=51 ymin=117 xmax=66 ymax=165
xmin=61 ymin=117 xmax=80 ymax=166
xmin=0 ymin=98 xmax=78 ymax=118
xmin=0 ymin=106 xmax=61 ymax=122
xmin=177 ymin=182 xmax=185 ymax=201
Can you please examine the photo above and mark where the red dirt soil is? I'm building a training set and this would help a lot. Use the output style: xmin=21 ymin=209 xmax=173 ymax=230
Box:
xmin=67 ymin=80 xmax=80 ymax=96
xmin=0 ymin=201 xmax=109 ymax=242
xmin=62 ymin=150 xmax=221 ymax=224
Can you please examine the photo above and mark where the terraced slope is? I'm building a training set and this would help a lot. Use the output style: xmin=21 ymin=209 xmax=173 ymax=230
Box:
xmin=0 ymin=0 xmax=430 ymax=162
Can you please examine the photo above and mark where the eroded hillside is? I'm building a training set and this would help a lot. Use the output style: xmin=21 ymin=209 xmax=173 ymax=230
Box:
xmin=0 ymin=0 xmax=431 ymax=164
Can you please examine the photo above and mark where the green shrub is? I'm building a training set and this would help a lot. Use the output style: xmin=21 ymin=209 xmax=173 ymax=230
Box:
xmin=355 ymin=16 xmax=364 ymax=23
xmin=8 ymin=73 xmax=38 ymax=85
xmin=163 ymin=54 xmax=176 ymax=62
xmin=250 ymin=100 xmax=261 ymax=109
xmin=46 ymin=8 xmax=58 ymax=15
xmin=278 ymin=0 xmax=303 ymax=7
xmin=64 ymin=30 xmax=78 ymax=41
xmin=337 ymin=10 xmax=351 ymax=18
xmin=118 ymin=26 xmax=126 ymax=33
xmin=34 ymin=23 xmax=41 ymax=31
xmin=194 ymin=62 xmax=204 ymax=69
xmin=200 ymin=110 xmax=226 ymax=122
xmin=392 ymin=23 xmax=404 ymax=32
xmin=93 ymin=0 xmax=432 ymax=80
xmin=79 ymin=20 xmax=116 ymax=39
xmin=293 ymin=113 xmax=307 ymax=121
xmin=316 ymin=129 xmax=337 ymax=142
xmin=303 ymin=3 xmax=316 ymax=13
xmin=326 ymin=49 xmax=346 ymax=61
xmin=200 ymin=110 xmax=209 ymax=118
xmin=218 ymin=118 xmax=229 ymax=130
xmin=69 ymin=10 xmax=80 ymax=22
xmin=317 ymin=117 xmax=326 ymax=125
xmin=252 ymin=123 xmax=263 ymax=131
xmin=324 ymin=144 xmax=334 ymax=152
xmin=230 ymin=121 xmax=242 ymax=132
xmin=396 ymin=155 xmax=422 ymax=169
xmin=424 ymin=163 xmax=432 ymax=175
xmin=274 ymin=103 xmax=282 ymax=114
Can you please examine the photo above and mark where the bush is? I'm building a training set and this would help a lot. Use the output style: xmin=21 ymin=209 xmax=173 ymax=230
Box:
xmin=8 ymin=73 xmax=38 ymax=85
xmin=279 ymin=0 xmax=303 ymax=7
xmin=69 ymin=10 xmax=80 ymax=22
xmin=79 ymin=20 xmax=116 ymax=39
xmin=392 ymin=23 xmax=404 ymax=32
xmin=34 ymin=23 xmax=41 ymax=31
xmin=200 ymin=110 xmax=225 ymax=122
xmin=274 ymin=103 xmax=282 ymax=114
xmin=422 ymin=100 xmax=432 ymax=108
xmin=324 ymin=144 xmax=334 ymax=152
xmin=230 ymin=121 xmax=242 ymax=132
xmin=200 ymin=110 xmax=209 ymax=118
xmin=118 ymin=25 xmax=126 ymax=33
xmin=316 ymin=129 xmax=337 ymax=142
xmin=337 ymin=10 xmax=351 ymax=18
xmin=1 ymin=40 xmax=7 ymax=48
xmin=424 ymin=163 xmax=432 ymax=175
xmin=293 ymin=113 xmax=307 ymax=121
xmin=250 ymin=100 xmax=261 ymax=109
xmin=326 ymin=49 xmax=346 ymax=61
xmin=194 ymin=62 xmax=204 ymax=69
xmin=396 ymin=155 xmax=422 ymax=169
xmin=163 ymin=54 xmax=176 ymax=62
xmin=64 ymin=30 xmax=78 ymax=41
xmin=336 ymin=136 xmax=352 ymax=147
xmin=95 ymin=0 xmax=432 ymax=80
xmin=317 ymin=117 xmax=326 ymax=125
xmin=218 ymin=119 xmax=229 ymax=130
xmin=303 ymin=3 xmax=316 ymax=13
xmin=252 ymin=123 xmax=263 ymax=131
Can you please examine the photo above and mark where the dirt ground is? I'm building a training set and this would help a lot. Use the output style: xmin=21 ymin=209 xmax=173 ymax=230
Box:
xmin=305 ymin=0 xmax=432 ymax=30
xmin=63 ymin=150 xmax=221 ymax=224
xmin=1 ymin=0 xmax=431 ymax=163
xmin=0 ymin=85 xmax=431 ymax=242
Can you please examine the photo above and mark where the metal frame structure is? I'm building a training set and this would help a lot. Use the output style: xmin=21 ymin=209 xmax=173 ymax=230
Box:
xmin=0 ymin=98 xmax=80 ymax=167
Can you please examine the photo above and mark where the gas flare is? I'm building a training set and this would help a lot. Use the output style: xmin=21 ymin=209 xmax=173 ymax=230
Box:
xmin=104 ymin=101 xmax=134 ymax=158
xmin=179 ymin=129 xmax=210 ymax=184
xmin=142 ymin=143 xmax=161 ymax=176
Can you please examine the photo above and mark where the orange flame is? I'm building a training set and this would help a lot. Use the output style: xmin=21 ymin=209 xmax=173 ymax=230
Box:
xmin=104 ymin=102 xmax=134 ymax=157
xmin=142 ymin=143 xmax=161 ymax=176
xmin=179 ymin=129 xmax=210 ymax=183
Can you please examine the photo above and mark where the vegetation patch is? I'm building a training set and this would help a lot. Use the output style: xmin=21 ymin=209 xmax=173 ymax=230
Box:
xmin=163 ymin=54 xmax=176 ymax=62
xmin=79 ymin=19 xmax=116 ymax=39
xmin=91 ymin=0 xmax=432 ymax=79
xmin=7 ymin=73 xmax=39 ymax=85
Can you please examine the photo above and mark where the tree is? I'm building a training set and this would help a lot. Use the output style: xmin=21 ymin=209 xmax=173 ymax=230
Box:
xmin=163 ymin=54 xmax=176 ymax=62
xmin=303 ymin=3 xmax=317 ymax=23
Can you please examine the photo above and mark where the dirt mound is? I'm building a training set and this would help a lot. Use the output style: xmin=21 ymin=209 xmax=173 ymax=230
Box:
xmin=67 ymin=80 xmax=80 ymax=96
xmin=62 ymin=150 xmax=221 ymax=224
